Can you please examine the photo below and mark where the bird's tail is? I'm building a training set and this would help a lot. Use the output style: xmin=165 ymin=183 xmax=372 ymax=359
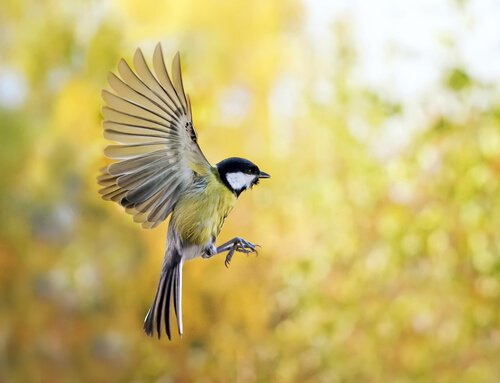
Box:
xmin=144 ymin=252 xmax=184 ymax=340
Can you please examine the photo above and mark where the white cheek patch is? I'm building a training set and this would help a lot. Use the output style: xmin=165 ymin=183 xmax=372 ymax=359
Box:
xmin=226 ymin=172 xmax=255 ymax=190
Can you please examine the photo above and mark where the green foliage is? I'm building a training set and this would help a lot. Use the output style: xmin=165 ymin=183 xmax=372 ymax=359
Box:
xmin=446 ymin=68 xmax=472 ymax=91
xmin=0 ymin=1 xmax=499 ymax=382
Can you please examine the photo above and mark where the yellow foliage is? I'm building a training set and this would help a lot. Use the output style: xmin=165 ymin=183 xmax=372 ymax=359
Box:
xmin=0 ymin=0 xmax=499 ymax=382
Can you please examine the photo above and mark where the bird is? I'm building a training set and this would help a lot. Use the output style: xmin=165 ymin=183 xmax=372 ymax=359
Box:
xmin=97 ymin=44 xmax=270 ymax=340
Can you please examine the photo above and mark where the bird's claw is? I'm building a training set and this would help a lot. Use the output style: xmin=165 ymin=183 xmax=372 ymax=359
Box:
xmin=224 ymin=238 xmax=258 ymax=267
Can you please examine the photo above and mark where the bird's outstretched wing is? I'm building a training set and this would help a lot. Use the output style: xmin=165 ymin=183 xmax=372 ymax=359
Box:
xmin=98 ymin=44 xmax=212 ymax=228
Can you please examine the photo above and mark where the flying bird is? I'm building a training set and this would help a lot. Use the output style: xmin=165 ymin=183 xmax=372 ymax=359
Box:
xmin=97 ymin=44 xmax=270 ymax=340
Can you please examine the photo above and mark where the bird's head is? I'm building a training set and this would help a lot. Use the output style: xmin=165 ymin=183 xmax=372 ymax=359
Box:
xmin=216 ymin=157 xmax=270 ymax=196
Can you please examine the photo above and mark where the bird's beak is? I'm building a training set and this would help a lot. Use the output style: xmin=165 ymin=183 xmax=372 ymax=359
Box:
xmin=258 ymin=170 xmax=271 ymax=179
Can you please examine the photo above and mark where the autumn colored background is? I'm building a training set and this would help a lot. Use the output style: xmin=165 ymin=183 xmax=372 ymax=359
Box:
xmin=1 ymin=0 xmax=500 ymax=382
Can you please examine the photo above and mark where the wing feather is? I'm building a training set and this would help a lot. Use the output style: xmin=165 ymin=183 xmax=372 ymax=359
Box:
xmin=147 ymin=182 xmax=183 ymax=221
xmin=127 ymin=170 xmax=177 ymax=203
xmin=134 ymin=49 xmax=182 ymax=114
xmin=101 ymin=90 xmax=173 ymax=125
xmin=103 ymin=120 xmax=172 ymax=138
xmin=117 ymin=58 xmax=178 ymax=114
xmin=108 ymin=150 xmax=165 ymax=175
xmin=98 ymin=44 xmax=212 ymax=228
xmin=153 ymin=45 xmax=185 ymax=112
xmin=104 ymin=129 xmax=169 ymax=144
xmin=107 ymin=72 xmax=176 ymax=120
xmin=171 ymin=53 xmax=188 ymax=112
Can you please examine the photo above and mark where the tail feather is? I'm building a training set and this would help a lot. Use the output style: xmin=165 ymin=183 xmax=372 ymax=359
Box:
xmin=144 ymin=259 xmax=184 ymax=340
xmin=155 ymin=270 xmax=170 ymax=338
xmin=172 ymin=264 xmax=183 ymax=335
xmin=161 ymin=267 xmax=174 ymax=339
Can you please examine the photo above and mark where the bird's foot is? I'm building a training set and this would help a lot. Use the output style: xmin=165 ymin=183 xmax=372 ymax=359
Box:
xmin=219 ymin=237 xmax=259 ymax=268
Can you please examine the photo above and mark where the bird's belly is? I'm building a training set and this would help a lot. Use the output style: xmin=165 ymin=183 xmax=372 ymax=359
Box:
xmin=171 ymin=183 xmax=236 ymax=248
xmin=182 ymin=244 xmax=205 ymax=260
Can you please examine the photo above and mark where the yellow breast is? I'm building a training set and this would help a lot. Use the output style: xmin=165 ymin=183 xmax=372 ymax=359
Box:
xmin=171 ymin=172 xmax=236 ymax=246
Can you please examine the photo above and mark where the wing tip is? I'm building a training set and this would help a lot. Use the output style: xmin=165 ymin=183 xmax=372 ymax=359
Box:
xmin=107 ymin=71 xmax=118 ymax=84
xmin=172 ymin=52 xmax=181 ymax=72
xmin=101 ymin=89 xmax=114 ymax=104
xmin=133 ymin=47 xmax=146 ymax=68
xmin=134 ymin=47 xmax=144 ymax=58
xmin=117 ymin=58 xmax=130 ymax=74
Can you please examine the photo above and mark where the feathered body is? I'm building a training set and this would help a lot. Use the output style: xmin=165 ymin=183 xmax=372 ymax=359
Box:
xmin=171 ymin=169 xmax=236 ymax=248
xmin=141 ymin=169 xmax=237 ymax=338
xmin=98 ymin=44 xmax=269 ymax=340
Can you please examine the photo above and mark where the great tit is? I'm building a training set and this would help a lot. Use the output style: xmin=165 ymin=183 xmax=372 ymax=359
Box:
xmin=97 ymin=44 xmax=270 ymax=340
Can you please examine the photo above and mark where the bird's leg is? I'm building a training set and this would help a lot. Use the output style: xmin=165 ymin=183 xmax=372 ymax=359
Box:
xmin=214 ymin=237 xmax=259 ymax=267
xmin=201 ymin=243 xmax=217 ymax=259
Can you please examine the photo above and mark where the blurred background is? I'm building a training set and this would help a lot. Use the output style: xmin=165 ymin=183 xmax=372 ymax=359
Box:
xmin=1 ymin=0 xmax=500 ymax=382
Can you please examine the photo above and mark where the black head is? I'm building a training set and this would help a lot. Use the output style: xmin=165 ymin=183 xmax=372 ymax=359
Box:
xmin=216 ymin=157 xmax=270 ymax=196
